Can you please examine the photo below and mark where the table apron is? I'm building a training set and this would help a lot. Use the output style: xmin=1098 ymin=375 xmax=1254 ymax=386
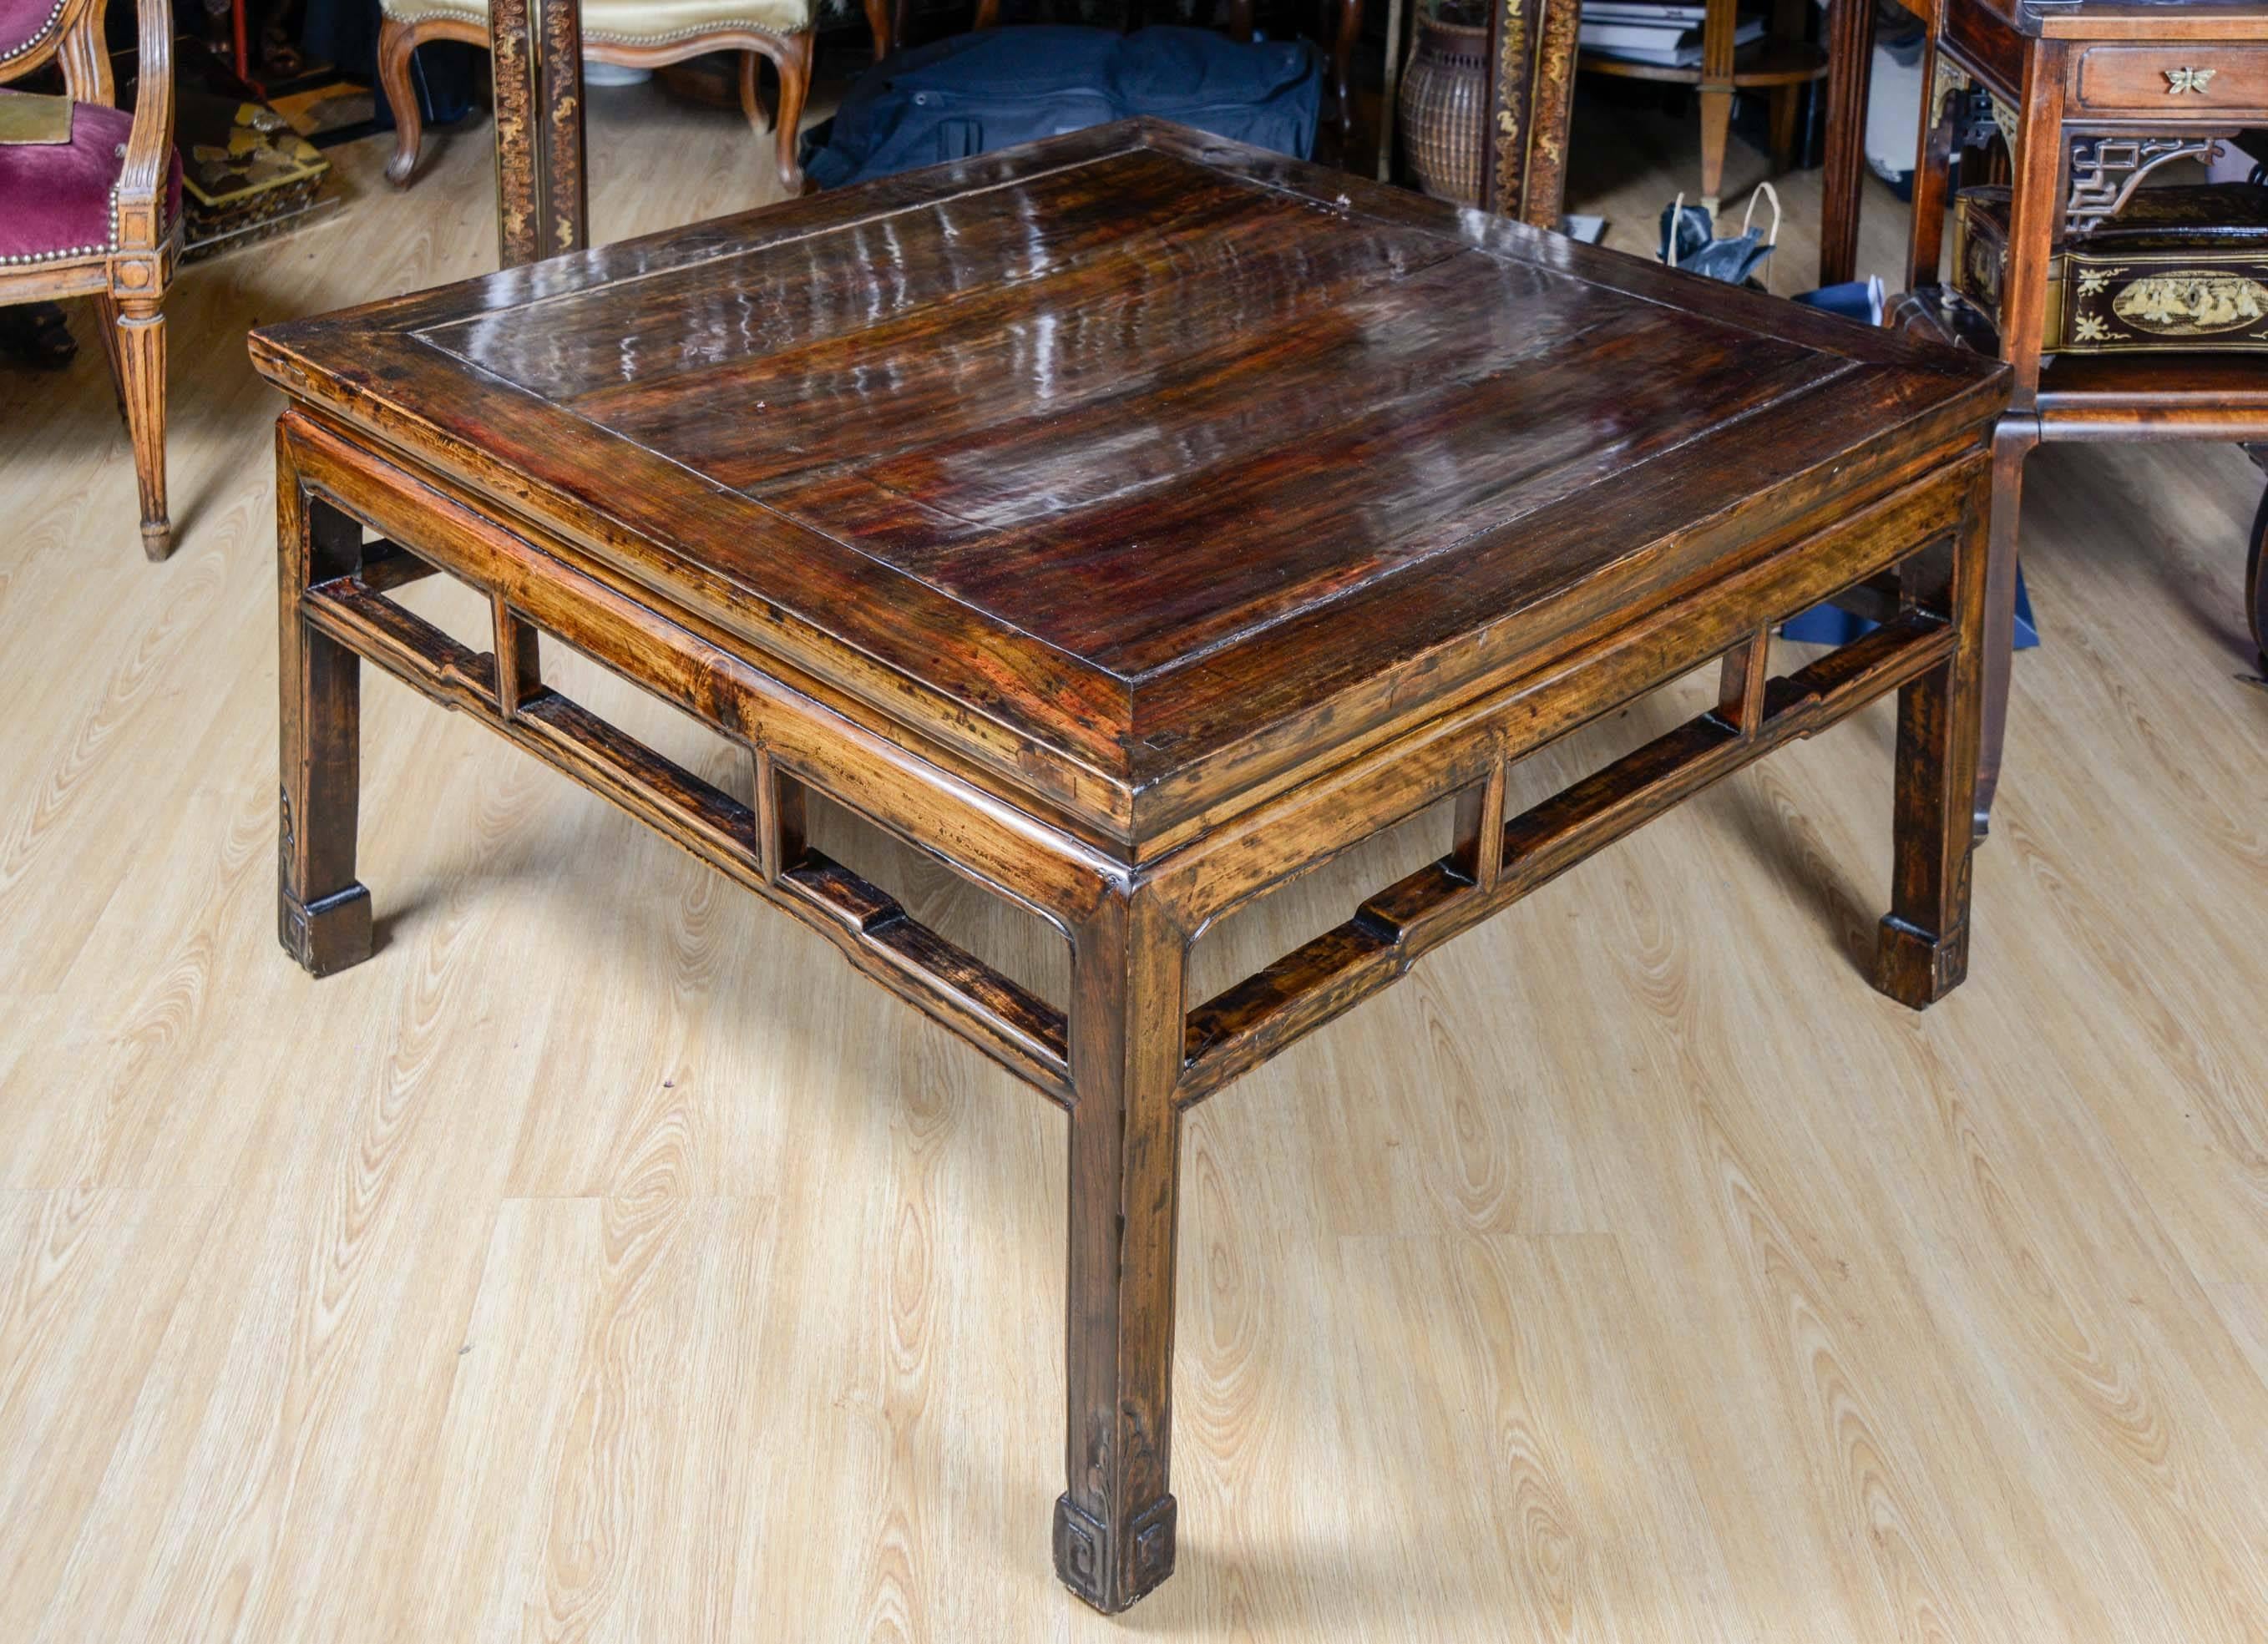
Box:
xmin=1149 ymin=453 xmax=1986 ymax=938
xmin=275 ymin=411 xmax=1182 ymax=1105
xmin=1150 ymin=452 xmax=1986 ymax=1105
xmin=280 ymin=407 xmax=1990 ymax=1114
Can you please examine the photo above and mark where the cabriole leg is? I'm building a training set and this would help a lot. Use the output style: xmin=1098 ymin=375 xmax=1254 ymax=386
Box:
xmin=769 ymin=32 xmax=813 ymax=193
xmin=1874 ymin=463 xmax=1990 ymax=1009
xmin=1056 ymin=888 xmax=1186 ymax=1612
xmin=377 ymin=17 xmax=426 ymax=186
xmin=278 ymin=479 xmax=372 ymax=975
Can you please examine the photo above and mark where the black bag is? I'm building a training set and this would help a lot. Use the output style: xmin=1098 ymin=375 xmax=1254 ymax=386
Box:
xmin=803 ymin=26 xmax=1322 ymax=191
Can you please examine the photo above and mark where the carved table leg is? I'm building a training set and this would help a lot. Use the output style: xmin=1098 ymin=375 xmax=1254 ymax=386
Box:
xmin=278 ymin=482 xmax=373 ymax=975
xmin=1874 ymin=459 xmax=1990 ymax=1009
xmin=1972 ymin=415 xmax=2037 ymax=841
xmin=1056 ymin=888 xmax=1185 ymax=1612
xmin=2248 ymin=446 xmax=2268 ymax=669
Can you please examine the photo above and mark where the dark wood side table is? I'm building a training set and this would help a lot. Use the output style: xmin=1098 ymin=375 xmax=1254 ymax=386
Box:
xmin=253 ymin=121 xmax=2005 ymax=1613
xmin=1901 ymin=0 xmax=2268 ymax=833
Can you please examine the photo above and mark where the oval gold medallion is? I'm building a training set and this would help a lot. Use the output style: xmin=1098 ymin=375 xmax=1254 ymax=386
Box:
xmin=2110 ymin=272 xmax=2268 ymax=336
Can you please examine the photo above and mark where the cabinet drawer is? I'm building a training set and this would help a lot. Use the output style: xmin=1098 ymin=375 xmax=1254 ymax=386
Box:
xmin=2073 ymin=46 xmax=2268 ymax=114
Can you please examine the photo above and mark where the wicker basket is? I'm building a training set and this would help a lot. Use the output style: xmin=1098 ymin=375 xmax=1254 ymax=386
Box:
xmin=1398 ymin=17 xmax=1490 ymax=207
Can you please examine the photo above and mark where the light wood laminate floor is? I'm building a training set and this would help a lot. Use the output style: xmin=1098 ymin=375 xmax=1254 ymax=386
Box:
xmin=3 ymin=86 xmax=2267 ymax=1641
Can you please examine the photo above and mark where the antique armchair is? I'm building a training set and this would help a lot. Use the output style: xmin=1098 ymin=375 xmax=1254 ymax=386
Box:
xmin=1 ymin=0 xmax=180 ymax=559
xmin=377 ymin=0 xmax=856 ymax=193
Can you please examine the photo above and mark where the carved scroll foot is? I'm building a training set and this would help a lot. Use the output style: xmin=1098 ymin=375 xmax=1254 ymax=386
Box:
xmin=1054 ymin=1494 xmax=1176 ymax=1614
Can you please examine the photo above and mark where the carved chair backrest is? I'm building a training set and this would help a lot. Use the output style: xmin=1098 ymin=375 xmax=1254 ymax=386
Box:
xmin=0 ymin=0 xmax=113 ymax=103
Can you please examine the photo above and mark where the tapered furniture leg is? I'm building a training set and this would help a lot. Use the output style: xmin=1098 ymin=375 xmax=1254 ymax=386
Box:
xmin=278 ymin=482 xmax=373 ymax=975
xmin=1056 ymin=889 xmax=1186 ymax=1614
xmin=2247 ymin=448 xmax=2268 ymax=669
xmin=377 ymin=16 xmax=424 ymax=185
xmin=1331 ymin=0 xmax=1363 ymax=155
xmin=1972 ymin=416 xmax=2034 ymax=841
xmin=1697 ymin=89 xmax=1732 ymax=216
xmin=1875 ymin=463 xmax=1991 ymax=1009
xmin=106 ymin=296 xmax=169 ymax=559
xmin=1695 ymin=0 xmax=1739 ymax=217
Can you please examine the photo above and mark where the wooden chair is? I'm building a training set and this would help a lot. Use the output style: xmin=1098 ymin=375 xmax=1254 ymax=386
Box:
xmin=1 ymin=0 xmax=180 ymax=558
xmin=377 ymin=0 xmax=832 ymax=192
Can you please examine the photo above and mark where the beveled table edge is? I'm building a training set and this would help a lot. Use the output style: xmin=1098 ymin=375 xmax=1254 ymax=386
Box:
xmin=250 ymin=119 xmax=2012 ymax=858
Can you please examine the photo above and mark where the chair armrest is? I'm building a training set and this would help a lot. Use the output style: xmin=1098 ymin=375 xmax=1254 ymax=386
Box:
xmin=115 ymin=0 xmax=174 ymax=212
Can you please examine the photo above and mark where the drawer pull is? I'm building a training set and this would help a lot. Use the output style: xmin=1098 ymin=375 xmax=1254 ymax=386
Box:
xmin=2165 ymin=68 xmax=2217 ymax=96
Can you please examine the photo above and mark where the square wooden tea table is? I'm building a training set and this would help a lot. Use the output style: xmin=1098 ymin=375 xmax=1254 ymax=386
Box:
xmin=251 ymin=120 xmax=2009 ymax=1613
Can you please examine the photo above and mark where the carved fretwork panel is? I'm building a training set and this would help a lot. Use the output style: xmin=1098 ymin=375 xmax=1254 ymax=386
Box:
xmin=2065 ymin=134 xmax=2226 ymax=235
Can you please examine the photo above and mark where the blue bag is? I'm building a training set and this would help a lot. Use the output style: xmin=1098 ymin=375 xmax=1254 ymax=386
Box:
xmin=804 ymin=26 xmax=1323 ymax=190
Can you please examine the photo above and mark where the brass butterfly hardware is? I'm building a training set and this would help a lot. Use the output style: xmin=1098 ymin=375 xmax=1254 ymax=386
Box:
xmin=2165 ymin=67 xmax=2217 ymax=96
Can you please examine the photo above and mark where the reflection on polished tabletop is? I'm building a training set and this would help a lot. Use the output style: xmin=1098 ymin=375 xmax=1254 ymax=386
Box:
xmin=255 ymin=119 xmax=2004 ymax=850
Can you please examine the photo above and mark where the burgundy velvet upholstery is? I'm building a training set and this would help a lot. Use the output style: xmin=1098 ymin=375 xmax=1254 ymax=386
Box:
xmin=0 ymin=91 xmax=180 ymax=262
xmin=0 ymin=0 xmax=70 ymax=65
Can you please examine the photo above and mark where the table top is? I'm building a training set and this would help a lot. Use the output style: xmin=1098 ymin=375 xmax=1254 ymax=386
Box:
xmin=1965 ymin=0 xmax=2268 ymax=39
xmin=252 ymin=121 xmax=2006 ymax=847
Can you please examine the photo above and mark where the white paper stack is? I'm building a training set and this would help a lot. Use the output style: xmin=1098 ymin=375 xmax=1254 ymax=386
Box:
xmin=1581 ymin=2 xmax=1765 ymax=68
